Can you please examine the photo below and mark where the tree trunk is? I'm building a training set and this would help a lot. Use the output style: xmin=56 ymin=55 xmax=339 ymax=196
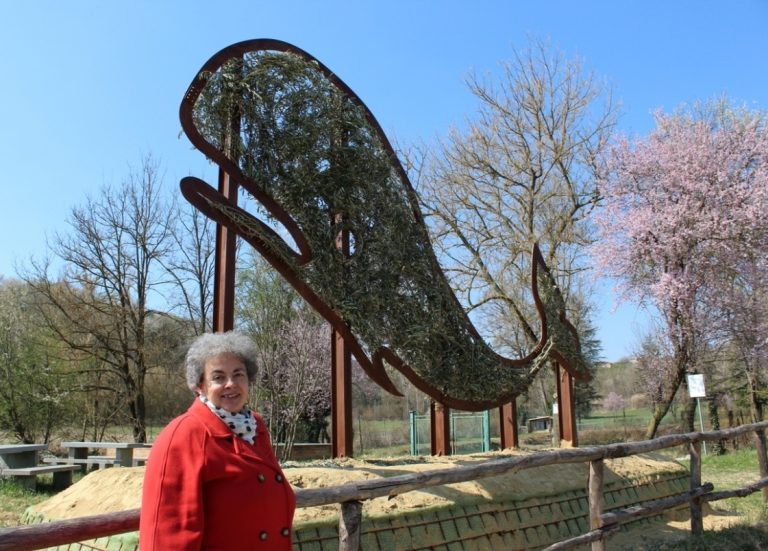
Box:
xmin=645 ymin=403 xmax=666 ymax=441
xmin=133 ymin=394 xmax=147 ymax=443
xmin=127 ymin=382 xmax=147 ymax=443
xmin=745 ymin=368 xmax=765 ymax=424
xmin=708 ymin=397 xmax=726 ymax=455
xmin=644 ymin=348 xmax=690 ymax=439
xmin=682 ymin=397 xmax=696 ymax=433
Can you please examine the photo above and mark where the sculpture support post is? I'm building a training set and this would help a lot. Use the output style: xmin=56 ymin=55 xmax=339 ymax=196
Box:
xmin=430 ymin=401 xmax=451 ymax=456
xmin=556 ymin=363 xmax=578 ymax=447
xmin=499 ymin=400 xmax=519 ymax=449
xmin=331 ymin=215 xmax=353 ymax=457
xmin=211 ymin=57 xmax=242 ymax=333
xmin=331 ymin=327 xmax=353 ymax=457
xmin=212 ymin=164 xmax=237 ymax=333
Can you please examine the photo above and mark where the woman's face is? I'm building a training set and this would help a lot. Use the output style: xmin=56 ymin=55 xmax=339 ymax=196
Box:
xmin=197 ymin=353 xmax=250 ymax=413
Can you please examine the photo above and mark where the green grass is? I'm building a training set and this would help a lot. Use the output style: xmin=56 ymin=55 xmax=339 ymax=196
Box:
xmin=63 ymin=425 xmax=167 ymax=442
xmin=0 ymin=478 xmax=59 ymax=527
xmin=639 ymin=525 xmax=768 ymax=550
xmin=632 ymin=447 xmax=768 ymax=550
xmin=692 ymin=448 xmax=768 ymax=523
xmin=0 ymin=471 xmax=88 ymax=527
xmin=584 ymin=407 xmax=651 ymax=422
xmin=579 ymin=407 xmax=685 ymax=429
xmin=356 ymin=418 xmax=407 ymax=433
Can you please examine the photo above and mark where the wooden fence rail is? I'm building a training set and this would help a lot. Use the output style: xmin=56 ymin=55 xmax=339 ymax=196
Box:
xmin=1 ymin=421 xmax=768 ymax=551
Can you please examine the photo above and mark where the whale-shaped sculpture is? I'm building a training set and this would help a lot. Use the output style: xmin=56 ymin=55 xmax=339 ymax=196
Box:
xmin=179 ymin=39 xmax=590 ymax=411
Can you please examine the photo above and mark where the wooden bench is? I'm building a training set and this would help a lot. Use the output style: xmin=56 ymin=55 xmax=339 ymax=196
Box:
xmin=1 ymin=464 xmax=80 ymax=490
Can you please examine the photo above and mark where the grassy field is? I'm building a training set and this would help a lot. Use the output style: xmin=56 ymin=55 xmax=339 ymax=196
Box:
xmin=0 ymin=477 xmax=65 ymax=527
xmin=630 ymin=447 xmax=768 ymax=550
xmin=696 ymin=448 xmax=768 ymax=523
xmin=580 ymin=408 xmax=654 ymax=426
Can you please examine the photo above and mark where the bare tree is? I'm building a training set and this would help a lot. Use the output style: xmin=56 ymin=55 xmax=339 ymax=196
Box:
xmin=415 ymin=39 xmax=616 ymax=357
xmin=23 ymin=155 xmax=174 ymax=442
xmin=164 ymin=201 xmax=216 ymax=335
xmin=407 ymin=41 xmax=615 ymax=421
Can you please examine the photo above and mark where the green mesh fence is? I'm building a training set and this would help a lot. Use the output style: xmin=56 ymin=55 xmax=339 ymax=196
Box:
xmin=409 ymin=411 xmax=493 ymax=455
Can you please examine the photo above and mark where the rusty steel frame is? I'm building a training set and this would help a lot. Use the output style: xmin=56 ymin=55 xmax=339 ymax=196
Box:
xmin=180 ymin=38 xmax=582 ymax=455
xmin=430 ymin=401 xmax=451 ymax=456
xmin=499 ymin=400 xmax=519 ymax=449
xmin=212 ymin=168 xmax=238 ymax=333
xmin=556 ymin=363 xmax=578 ymax=447
xmin=331 ymin=218 xmax=354 ymax=457
xmin=210 ymin=56 xmax=241 ymax=332
xmin=331 ymin=328 xmax=353 ymax=457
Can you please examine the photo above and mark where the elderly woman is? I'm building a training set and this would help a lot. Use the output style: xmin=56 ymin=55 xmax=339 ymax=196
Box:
xmin=139 ymin=331 xmax=295 ymax=550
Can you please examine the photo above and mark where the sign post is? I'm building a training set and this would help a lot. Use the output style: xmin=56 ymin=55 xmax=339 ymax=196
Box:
xmin=687 ymin=374 xmax=707 ymax=455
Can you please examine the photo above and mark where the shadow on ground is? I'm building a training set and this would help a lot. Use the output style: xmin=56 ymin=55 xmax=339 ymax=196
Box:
xmin=603 ymin=508 xmax=767 ymax=550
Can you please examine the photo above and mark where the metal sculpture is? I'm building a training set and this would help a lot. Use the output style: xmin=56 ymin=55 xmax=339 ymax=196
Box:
xmin=179 ymin=39 xmax=590 ymax=417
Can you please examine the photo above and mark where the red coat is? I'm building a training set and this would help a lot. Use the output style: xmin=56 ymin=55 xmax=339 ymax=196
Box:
xmin=139 ymin=399 xmax=296 ymax=550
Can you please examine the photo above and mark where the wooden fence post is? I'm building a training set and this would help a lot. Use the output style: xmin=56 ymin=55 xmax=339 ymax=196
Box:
xmin=589 ymin=459 xmax=605 ymax=551
xmin=689 ymin=440 xmax=703 ymax=536
xmin=754 ymin=428 xmax=768 ymax=503
xmin=339 ymin=500 xmax=363 ymax=551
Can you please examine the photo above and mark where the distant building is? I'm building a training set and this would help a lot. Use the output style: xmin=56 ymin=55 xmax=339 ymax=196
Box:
xmin=526 ymin=416 xmax=553 ymax=433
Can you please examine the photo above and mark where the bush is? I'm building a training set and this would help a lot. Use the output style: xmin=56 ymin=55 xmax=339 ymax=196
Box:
xmin=630 ymin=393 xmax=649 ymax=409
xmin=579 ymin=426 xmax=647 ymax=446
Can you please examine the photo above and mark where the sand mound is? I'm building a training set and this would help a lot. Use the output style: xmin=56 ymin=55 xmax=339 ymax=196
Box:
xmin=30 ymin=450 xmax=686 ymax=526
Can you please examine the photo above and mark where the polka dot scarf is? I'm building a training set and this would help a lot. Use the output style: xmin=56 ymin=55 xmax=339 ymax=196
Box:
xmin=199 ymin=395 xmax=257 ymax=444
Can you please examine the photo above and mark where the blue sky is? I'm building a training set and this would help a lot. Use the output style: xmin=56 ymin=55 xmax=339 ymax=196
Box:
xmin=1 ymin=1 xmax=766 ymax=361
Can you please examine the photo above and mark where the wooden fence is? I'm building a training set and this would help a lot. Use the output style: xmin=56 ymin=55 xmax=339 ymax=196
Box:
xmin=1 ymin=421 xmax=768 ymax=551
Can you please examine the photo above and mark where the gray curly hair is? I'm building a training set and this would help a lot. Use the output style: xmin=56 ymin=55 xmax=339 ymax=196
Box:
xmin=185 ymin=331 xmax=259 ymax=392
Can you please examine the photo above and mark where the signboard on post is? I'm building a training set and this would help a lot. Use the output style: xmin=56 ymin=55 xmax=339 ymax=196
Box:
xmin=687 ymin=373 xmax=707 ymax=455
xmin=687 ymin=374 xmax=706 ymax=398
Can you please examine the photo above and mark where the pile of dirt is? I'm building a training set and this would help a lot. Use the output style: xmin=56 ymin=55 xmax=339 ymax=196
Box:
xmin=29 ymin=449 xmax=686 ymax=525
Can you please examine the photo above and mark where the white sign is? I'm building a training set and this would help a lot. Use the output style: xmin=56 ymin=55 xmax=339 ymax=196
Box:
xmin=687 ymin=374 xmax=706 ymax=398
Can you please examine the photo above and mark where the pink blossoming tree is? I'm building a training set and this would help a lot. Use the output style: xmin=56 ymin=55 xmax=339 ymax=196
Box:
xmin=593 ymin=100 xmax=768 ymax=438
